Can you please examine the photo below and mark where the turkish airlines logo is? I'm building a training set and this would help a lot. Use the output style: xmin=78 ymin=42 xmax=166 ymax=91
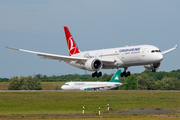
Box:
xmin=68 ymin=36 xmax=79 ymax=56
xmin=68 ymin=37 xmax=75 ymax=51
xmin=67 ymin=36 xmax=80 ymax=56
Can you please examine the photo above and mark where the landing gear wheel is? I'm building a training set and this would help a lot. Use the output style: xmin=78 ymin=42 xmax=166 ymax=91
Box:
xmin=121 ymin=68 xmax=131 ymax=77
xmin=92 ymin=73 xmax=95 ymax=78
xmin=125 ymin=73 xmax=128 ymax=77
xmin=97 ymin=74 xmax=100 ymax=78
xmin=152 ymin=67 xmax=156 ymax=72
xmin=92 ymin=71 xmax=102 ymax=78
xmin=121 ymin=72 xmax=125 ymax=77
xmin=99 ymin=72 xmax=102 ymax=76
xmin=151 ymin=63 xmax=157 ymax=72
xmin=127 ymin=71 xmax=130 ymax=76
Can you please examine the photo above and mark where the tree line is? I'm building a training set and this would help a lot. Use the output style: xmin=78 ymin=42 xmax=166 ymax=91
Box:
xmin=4 ymin=69 xmax=180 ymax=90
xmin=118 ymin=73 xmax=180 ymax=90
xmin=0 ymin=78 xmax=9 ymax=82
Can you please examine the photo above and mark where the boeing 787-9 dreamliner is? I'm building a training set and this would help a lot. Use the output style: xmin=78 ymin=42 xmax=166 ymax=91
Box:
xmin=6 ymin=26 xmax=177 ymax=77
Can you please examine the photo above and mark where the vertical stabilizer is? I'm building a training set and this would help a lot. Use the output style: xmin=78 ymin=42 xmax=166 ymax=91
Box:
xmin=64 ymin=26 xmax=80 ymax=56
xmin=108 ymin=70 xmax=121 ymax=82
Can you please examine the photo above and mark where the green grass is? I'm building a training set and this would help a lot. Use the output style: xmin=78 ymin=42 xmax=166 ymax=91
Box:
xmin=0 ymin=91 xmax=180 ymax=116
xmin=0 ymin=82 xmax=9 ymax=90
xmin=0 ymin=82 xmax=65 ymax=90
xmin=41 ymin=82 xmax=65 ymax=90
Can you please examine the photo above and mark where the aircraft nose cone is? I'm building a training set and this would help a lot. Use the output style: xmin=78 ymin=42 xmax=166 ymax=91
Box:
xmin=157 ymin=54 xmax=163 ymax=61
xmin=61 ymin=86 xmax=64 ymax=90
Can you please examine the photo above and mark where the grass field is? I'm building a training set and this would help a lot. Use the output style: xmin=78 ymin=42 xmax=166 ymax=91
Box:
xmin=0 ymin=82 xmax=66 ymax=90
xmin=0 ymin=82 xmax=9 ymax=90
xmin=0 ymin=91 xmax=180 ymax=116
xmin=41 ymin=82 xmax=65 ymax=90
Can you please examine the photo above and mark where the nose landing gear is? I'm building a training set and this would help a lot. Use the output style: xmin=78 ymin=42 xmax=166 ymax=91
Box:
xmin=92 ymin=71 xmax=102 ymax=78
xmin=121 ymin=68 xmax=131 ymax=77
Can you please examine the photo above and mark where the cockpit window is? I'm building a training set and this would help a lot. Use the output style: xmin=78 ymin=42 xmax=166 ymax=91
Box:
xmin=155 ymin=50 xmax=161 ymax=52
xmin=151 ymin=50 xmax=161 ymax=53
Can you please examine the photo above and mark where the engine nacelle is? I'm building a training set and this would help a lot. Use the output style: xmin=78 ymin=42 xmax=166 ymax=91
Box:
xmin=144 ymin=62 xmax=161 ymax=72
xmin=85 ymin=58 xmax=103 ymax=71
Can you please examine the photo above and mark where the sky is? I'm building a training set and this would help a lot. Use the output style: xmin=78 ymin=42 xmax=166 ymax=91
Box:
xmin=1 ymin=0 xmax=180 ymax=78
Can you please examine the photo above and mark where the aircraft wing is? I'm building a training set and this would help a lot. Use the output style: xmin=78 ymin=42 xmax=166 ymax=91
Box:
xmin=5 ymin=46 xmax=88 ymax=64
xmin=5 ymin=46 xmax=116 ymax=64
xmin=161 ymin=44 xmax=177 ymax=55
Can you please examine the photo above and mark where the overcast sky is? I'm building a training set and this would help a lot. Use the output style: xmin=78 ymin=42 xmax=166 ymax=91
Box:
xmin=1 ymin=0 xmax=180 ymax=78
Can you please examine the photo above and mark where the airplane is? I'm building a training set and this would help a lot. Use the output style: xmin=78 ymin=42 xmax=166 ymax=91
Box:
xmin=5 ymin=26 xmax=177 ymax=77
xmin=61 ymin=69 xmax=122 ymax=90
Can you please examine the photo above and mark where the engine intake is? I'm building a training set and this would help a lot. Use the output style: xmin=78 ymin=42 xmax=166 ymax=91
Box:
xmin=85 ymin=59 xmax=103 ymax=71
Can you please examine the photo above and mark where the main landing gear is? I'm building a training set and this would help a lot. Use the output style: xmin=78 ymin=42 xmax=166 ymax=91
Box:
xmin=92 ymin=71 xmax=102 ymax=78
xmin=121 ymin=68 xmax=131 ymax=77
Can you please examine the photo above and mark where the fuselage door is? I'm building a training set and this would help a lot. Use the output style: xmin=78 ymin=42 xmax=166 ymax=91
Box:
xmin=141 ymin=48 xmax=150 ymax=62
xmin=142 ymin=48 xmax=146 ymax=57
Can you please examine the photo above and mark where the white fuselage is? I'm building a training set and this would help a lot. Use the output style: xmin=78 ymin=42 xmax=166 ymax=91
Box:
xmin=66 ymin=45 xmax=163 ymax=70
xmin=61 ymin=82 xmax=122 ymax=90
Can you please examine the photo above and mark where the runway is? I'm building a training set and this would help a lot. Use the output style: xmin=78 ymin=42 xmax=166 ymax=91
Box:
xmin=0 ymin=110 xmax=180 ymax=117
xmin=105 ymin=110 xmax=180 ymax=115
xmin=0 ymin=90 xmax=180 ymax=92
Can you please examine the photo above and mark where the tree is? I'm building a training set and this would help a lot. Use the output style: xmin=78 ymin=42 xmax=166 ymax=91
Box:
xmin=8 ymin=76 xmax=42 ymax=90
xmin=101 ymin=73 xmax=113 ymax=81
xmin=8 ymin=77 xmax=21 ymax=90
xmin=120 ymin=75 xmax=137 ymax=90
xmin=157 ymin=77 xmax=180 ymax=90
xmin=35 ymin=74 xmax=43 ymax=79
xmin=136 ymin=73 xmax=155 ymax=90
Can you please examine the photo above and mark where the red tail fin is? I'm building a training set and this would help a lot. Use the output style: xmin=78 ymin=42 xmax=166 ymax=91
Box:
xmin=64 ymin=26 xmax=80 ymax=56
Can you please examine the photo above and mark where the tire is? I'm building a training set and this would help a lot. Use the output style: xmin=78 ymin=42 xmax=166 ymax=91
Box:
xmin=127 ymin=71 xmax=130 ymax=76
xmin=125 ymin=73 xmax=128 ymax=77
xmin=121 ymin=73 xmax=124 ymax=77
xmin=92 ymin=73 xmax=95 ymax=78
xmin=152 ymin=67 xmax=156 ymax=72
xmin=99 ymin=72 xmax=102 ymax=76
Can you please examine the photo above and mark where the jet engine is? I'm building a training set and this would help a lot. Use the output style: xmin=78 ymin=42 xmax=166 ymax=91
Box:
xmin=85 ymin=58 xmax=103 ymax=71
xmin=144 ymin=62 xmax=161 ymax=72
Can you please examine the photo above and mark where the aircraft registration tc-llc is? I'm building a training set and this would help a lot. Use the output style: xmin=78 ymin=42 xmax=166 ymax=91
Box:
xmin=6 ymin=26 xmax=177 ymax=77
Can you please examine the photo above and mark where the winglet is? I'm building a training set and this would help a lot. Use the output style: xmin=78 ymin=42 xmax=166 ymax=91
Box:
xmin=5 ymin=46 xmax=20 ymax=51
xmin=161 ymin=44 xmax=178 ymax=55
xmin=175 ymin=44 xmax=178 ymax=49
xmin=108 ymin=69 xmax=121 ymax=82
